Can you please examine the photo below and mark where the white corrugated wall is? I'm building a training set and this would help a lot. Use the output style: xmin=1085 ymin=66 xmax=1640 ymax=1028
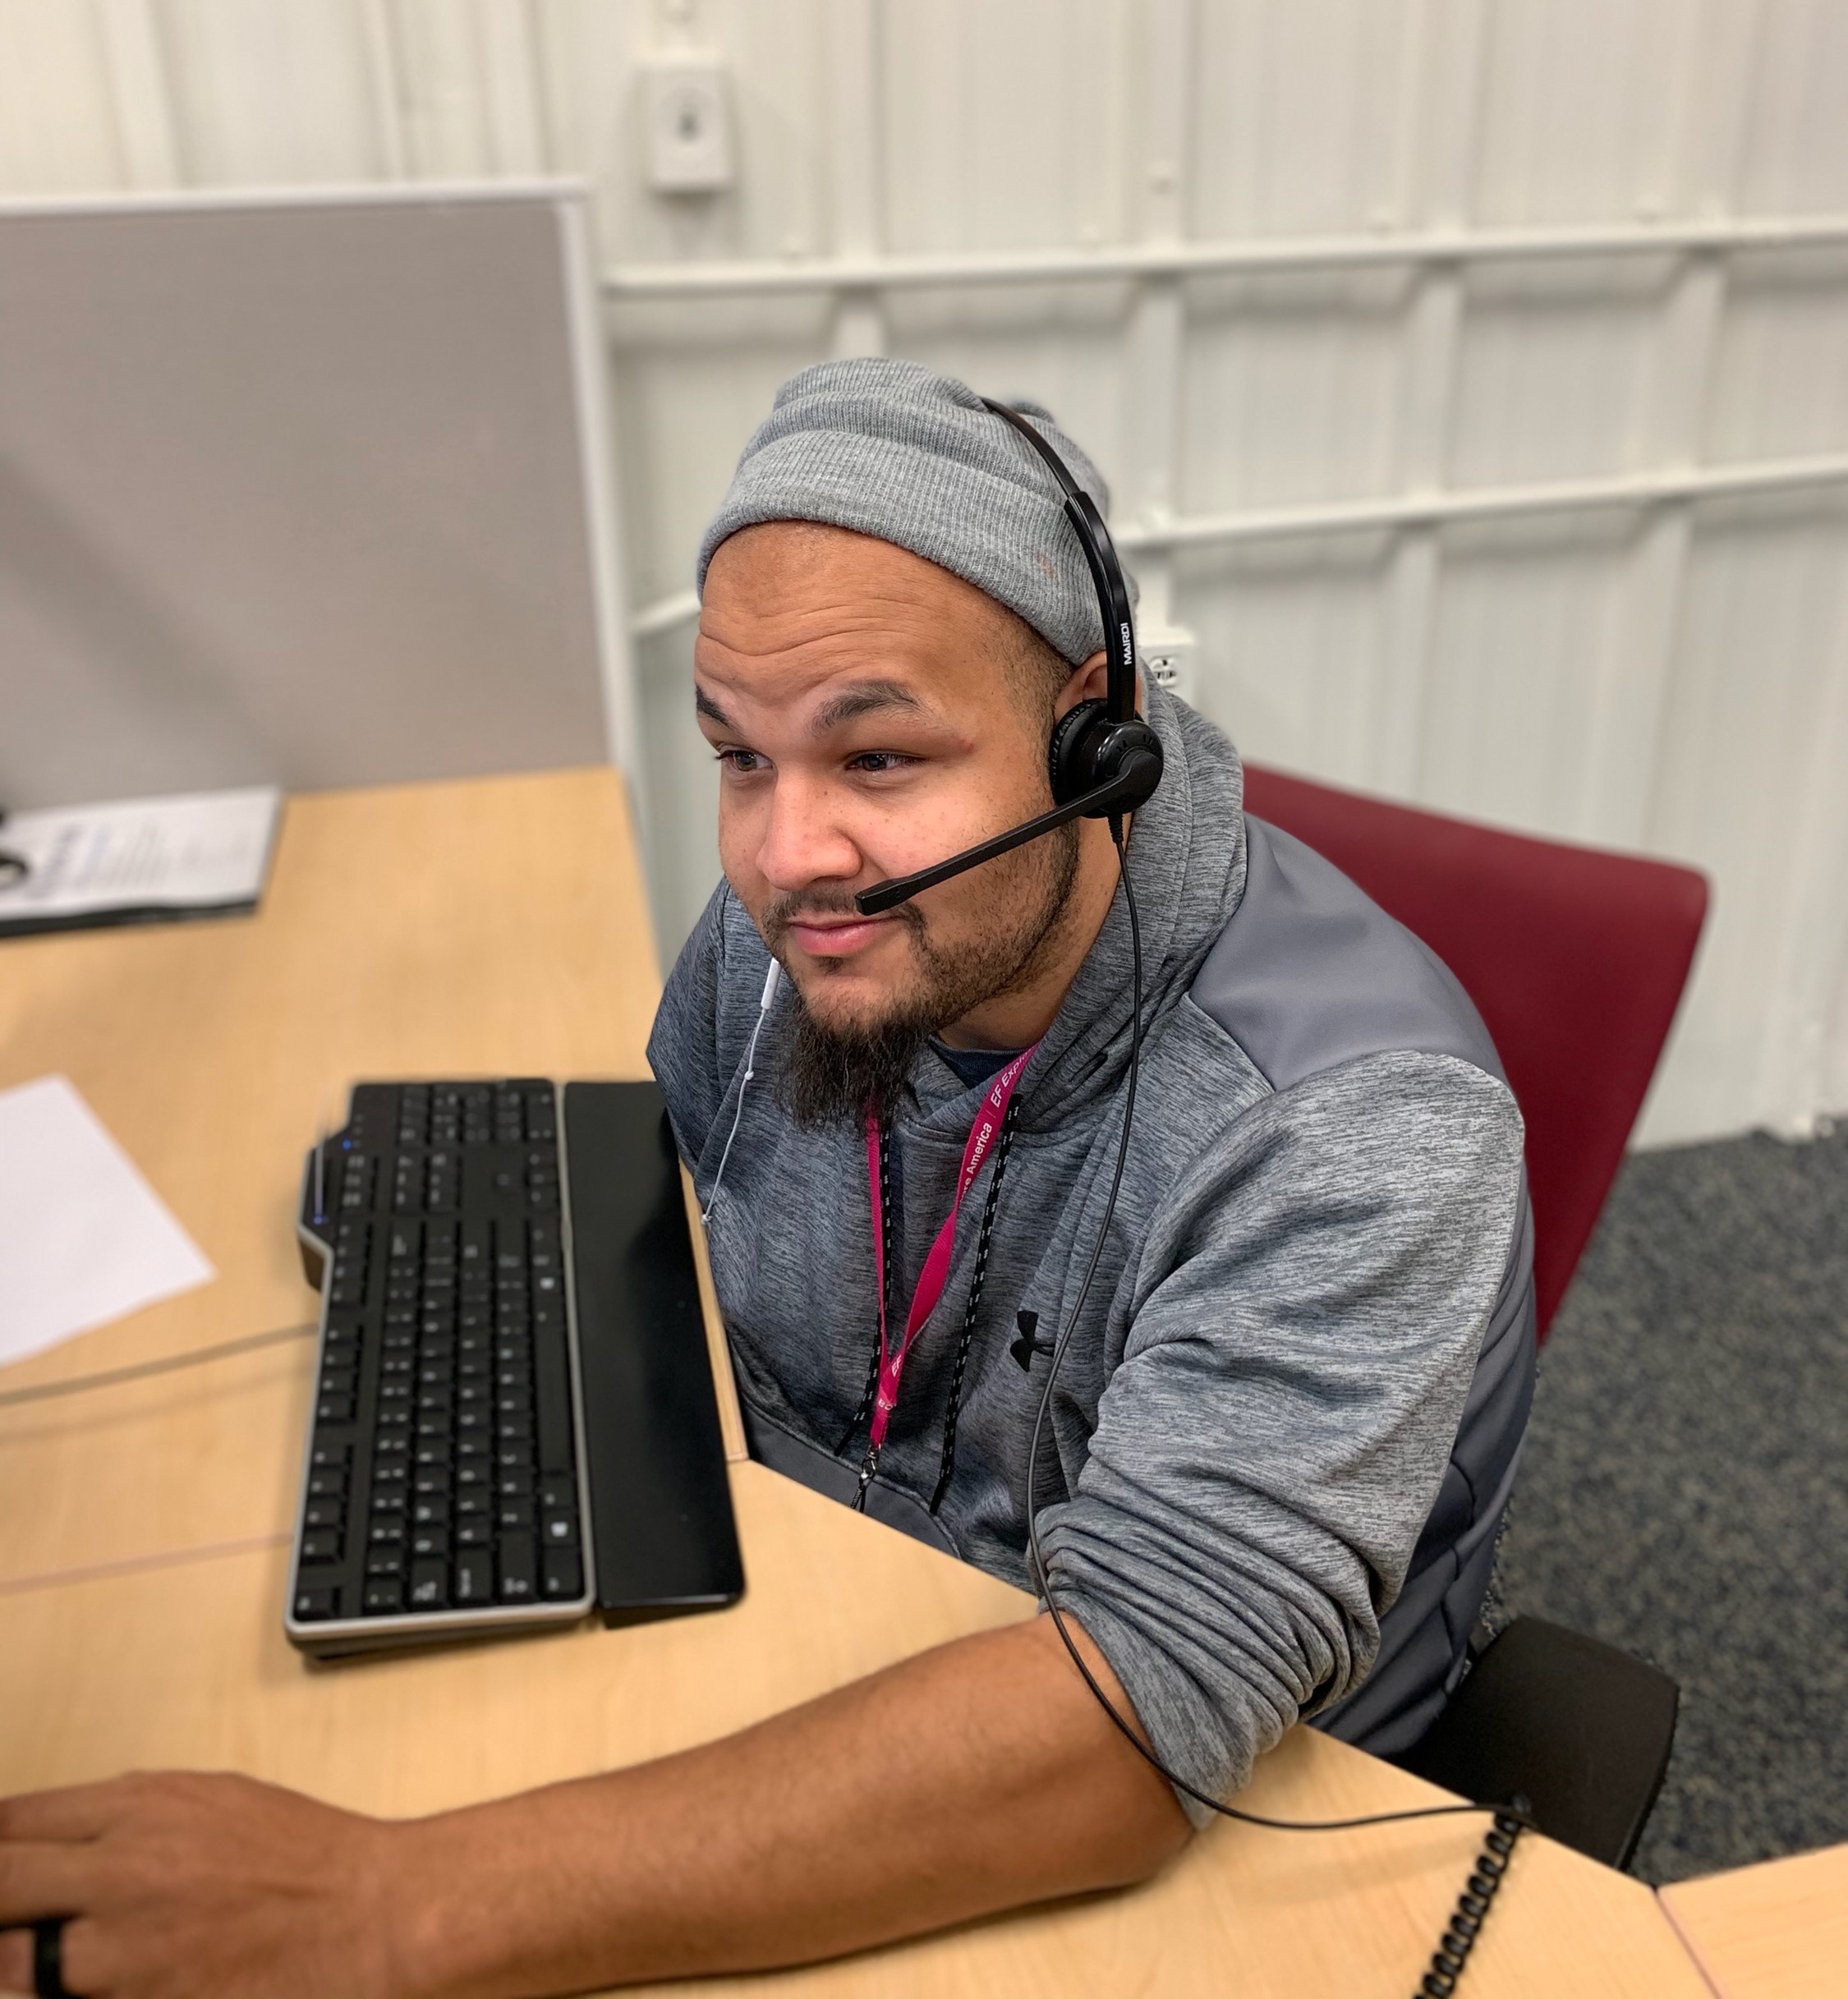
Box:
xmin=4 ymin=0 xmax=1846 ymax=1147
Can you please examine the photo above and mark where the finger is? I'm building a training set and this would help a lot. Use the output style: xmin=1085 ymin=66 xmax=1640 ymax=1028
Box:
xmin=0 ymin=1781 xmax=125 ymax=1845
xmin=0 ymin=1845 xmax=99 ymax=1928
xmin=56 ymin=1917 xmax=108 ymax=1999
xmin=0 ymin=1925 xmax=31 ymax=1995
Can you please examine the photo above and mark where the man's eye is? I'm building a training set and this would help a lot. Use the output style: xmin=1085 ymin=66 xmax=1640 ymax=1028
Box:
xmin=715 ymin=749 xmax=766 ymax=774
xmin=847 ymin=751 xmax=915 ymax=774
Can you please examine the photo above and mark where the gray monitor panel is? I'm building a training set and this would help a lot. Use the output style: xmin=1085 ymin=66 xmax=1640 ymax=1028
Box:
xmin=0 ymin=184 xmax=630 ymax=810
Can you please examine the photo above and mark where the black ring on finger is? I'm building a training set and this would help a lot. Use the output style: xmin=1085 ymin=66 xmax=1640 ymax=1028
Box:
xmin=33 ymin=1918 xmax=76 ymax=1999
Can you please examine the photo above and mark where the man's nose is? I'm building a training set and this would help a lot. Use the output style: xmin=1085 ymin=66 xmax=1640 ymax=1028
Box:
xmin=753 ymin=776 xmax=862 ymax=893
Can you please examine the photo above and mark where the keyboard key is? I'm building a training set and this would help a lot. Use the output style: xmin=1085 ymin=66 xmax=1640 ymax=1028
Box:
xmin=307 ymin=1468 xmax=347 ymax=1500
xmin=411 ymin=1528 xmax=450 ymax=1561
xmin=536 ymin=1344 xmax=572 ymax=1473
xmin=541 ymin=1548 xmax=583 ymax=1601
xmin=293 ymin=1586 xmax=340 ymax=1620
xmin=542 ymin=1510 xmax=577 ymax=1547
xmin=497 ymin=1498 xmax=534 ymax=1532
xmin=301 ymin=1529 xmax=341 ymax=1565
xmin=453 ymin=1554 xmax=493 ymax=1606
xmin=408 ymin=1560 xmax=448 ymax=1609
xmin=363 ymin=1580 xmax=404 ymax=1615
xmin=365 ymin=1546 xmax=407 ymax=1577
xmin=497 ymin=1534 xmax=536 ymax=1602
xmin=303 ymin=1500 xmax=344 ymax=1532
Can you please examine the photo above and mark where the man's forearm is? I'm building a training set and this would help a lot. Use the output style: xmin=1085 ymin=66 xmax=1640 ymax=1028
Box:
xmin=391 ymin=1613 xmax=1190 ymax=1996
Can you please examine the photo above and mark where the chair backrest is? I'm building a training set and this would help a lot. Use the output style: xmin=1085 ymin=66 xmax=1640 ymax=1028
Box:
xmin=1239 ymin=765 xmax=1708 ymax=1339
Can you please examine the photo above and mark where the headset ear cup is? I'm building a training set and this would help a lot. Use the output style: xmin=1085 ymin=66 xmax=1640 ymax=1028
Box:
xmin=1048 ymin=698 xmax=1109 ymax=806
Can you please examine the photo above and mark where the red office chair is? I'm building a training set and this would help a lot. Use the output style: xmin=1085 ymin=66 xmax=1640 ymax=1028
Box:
xmin=1240 ymin=764 xmax=1708 ymax=1340
xmin=1240 ymin=761 xmax=1709 ymax=1866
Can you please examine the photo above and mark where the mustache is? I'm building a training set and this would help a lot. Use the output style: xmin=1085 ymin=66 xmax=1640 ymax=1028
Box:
xmin=761 ymin=885 xmax=923 ymax=950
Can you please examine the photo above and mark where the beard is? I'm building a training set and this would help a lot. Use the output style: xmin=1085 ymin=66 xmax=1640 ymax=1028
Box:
xmin=765 ymin=820 xmax=1082 ymax=1132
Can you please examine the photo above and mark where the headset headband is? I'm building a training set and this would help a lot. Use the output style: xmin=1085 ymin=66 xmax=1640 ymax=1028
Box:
xmin=980 ymin=398 xmax=1138 ymax=725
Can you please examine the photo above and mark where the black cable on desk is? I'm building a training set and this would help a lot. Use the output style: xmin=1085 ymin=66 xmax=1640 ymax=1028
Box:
xmin=0 ymin=1321 xmax=317 ymax=1408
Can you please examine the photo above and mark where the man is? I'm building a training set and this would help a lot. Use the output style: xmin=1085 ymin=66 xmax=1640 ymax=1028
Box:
xmin=0 ymin=360 xmax=1533 ymax=1997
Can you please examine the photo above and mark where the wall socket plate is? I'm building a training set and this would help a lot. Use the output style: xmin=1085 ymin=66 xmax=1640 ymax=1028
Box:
xmin=1140 ymin=623 xmax=1198 ymax=706
xmin=641 ymin=54 xmax=734 ymax=194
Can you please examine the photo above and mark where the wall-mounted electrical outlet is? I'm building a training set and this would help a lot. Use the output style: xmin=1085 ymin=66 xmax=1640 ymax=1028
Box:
xmin=1141 ymin=622 xmax=1198 ymax=707
xmin=641 ymin=54 xmax=733 ymax=194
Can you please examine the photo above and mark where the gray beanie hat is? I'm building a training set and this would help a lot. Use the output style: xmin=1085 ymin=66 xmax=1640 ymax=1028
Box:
xmin=695 ymin=356 xmax=1132 ymax=667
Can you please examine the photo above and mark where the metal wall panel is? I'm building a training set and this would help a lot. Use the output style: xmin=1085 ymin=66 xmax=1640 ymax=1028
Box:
xmin=3 ymin=0 xmax=1845 ymax=1144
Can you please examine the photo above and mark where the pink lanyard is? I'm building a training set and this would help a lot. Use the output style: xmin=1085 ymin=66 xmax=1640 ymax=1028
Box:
xmin=862 ymin=1045 xmax=1037 ymax=1450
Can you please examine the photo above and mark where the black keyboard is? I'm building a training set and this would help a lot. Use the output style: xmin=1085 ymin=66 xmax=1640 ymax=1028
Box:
xmin=288 ymin=1079 xmax=744 ymax=1657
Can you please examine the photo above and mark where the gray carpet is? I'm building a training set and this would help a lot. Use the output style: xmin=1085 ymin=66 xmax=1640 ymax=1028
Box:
xmin=1492 ymin=1123 xmax=1848 ymax=1883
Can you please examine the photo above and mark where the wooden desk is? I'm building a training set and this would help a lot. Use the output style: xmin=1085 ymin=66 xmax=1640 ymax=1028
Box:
xmin=1 ymin=769 xmax=661 ymax=1588
xmin=4 ymin=1465 xmax=1709 ymax=1999
xmin=1 ymin=770 xmax=1713 ymax=1997
xmin=1661 ymin=1844 xmax=1848 ymax=1998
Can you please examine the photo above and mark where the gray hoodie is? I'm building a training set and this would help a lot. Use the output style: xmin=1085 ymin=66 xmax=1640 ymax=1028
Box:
xmin=647 ymin=683 xmax=1534 ymax=1813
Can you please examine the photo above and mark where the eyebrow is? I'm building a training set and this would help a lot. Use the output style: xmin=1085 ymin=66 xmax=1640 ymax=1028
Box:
xmin=693 ymin=678 xmax=928 ymax=738
xmin=807 ymin=679 xmax=926 ymax=735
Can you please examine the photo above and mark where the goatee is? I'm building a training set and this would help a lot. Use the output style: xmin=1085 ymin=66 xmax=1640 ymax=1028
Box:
xmin=767 ymin=818 xmax=1082 ymax=1133
xmin=780 ymin=995 xmax=937 ymax=1131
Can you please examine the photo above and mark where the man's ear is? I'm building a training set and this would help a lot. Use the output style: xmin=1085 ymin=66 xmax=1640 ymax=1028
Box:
xmin=1051 ymin=650 xmax=1112 ymax=721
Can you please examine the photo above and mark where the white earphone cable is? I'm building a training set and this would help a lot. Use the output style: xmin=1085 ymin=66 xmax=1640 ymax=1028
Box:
xmin=701 ymin=957 xmax=782 ymax=1226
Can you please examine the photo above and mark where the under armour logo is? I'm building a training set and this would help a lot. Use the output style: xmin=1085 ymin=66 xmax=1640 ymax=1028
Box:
xmin=1010 ymin=1309 xmax=1054 ymax=1372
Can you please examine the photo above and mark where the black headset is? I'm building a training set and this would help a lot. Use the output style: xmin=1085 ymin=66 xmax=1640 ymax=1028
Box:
xmin=853 ymin=399 xmax=1164 ymax=917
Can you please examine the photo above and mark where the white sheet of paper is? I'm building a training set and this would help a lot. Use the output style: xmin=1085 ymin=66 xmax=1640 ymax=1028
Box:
xmin=0 ymin=787 xmax=280 ymax=926
xmin=0 ymin=1075 xmax=215 ymax=1365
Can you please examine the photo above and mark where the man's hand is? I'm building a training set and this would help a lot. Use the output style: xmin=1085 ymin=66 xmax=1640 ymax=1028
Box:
xmin=0 ymin=1772 xmax=405 ymax=1999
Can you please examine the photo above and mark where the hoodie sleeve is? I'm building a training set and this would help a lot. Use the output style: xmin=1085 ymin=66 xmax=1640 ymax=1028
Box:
xmin=1033 ymin=1048 xmax=1525 ymax=1822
